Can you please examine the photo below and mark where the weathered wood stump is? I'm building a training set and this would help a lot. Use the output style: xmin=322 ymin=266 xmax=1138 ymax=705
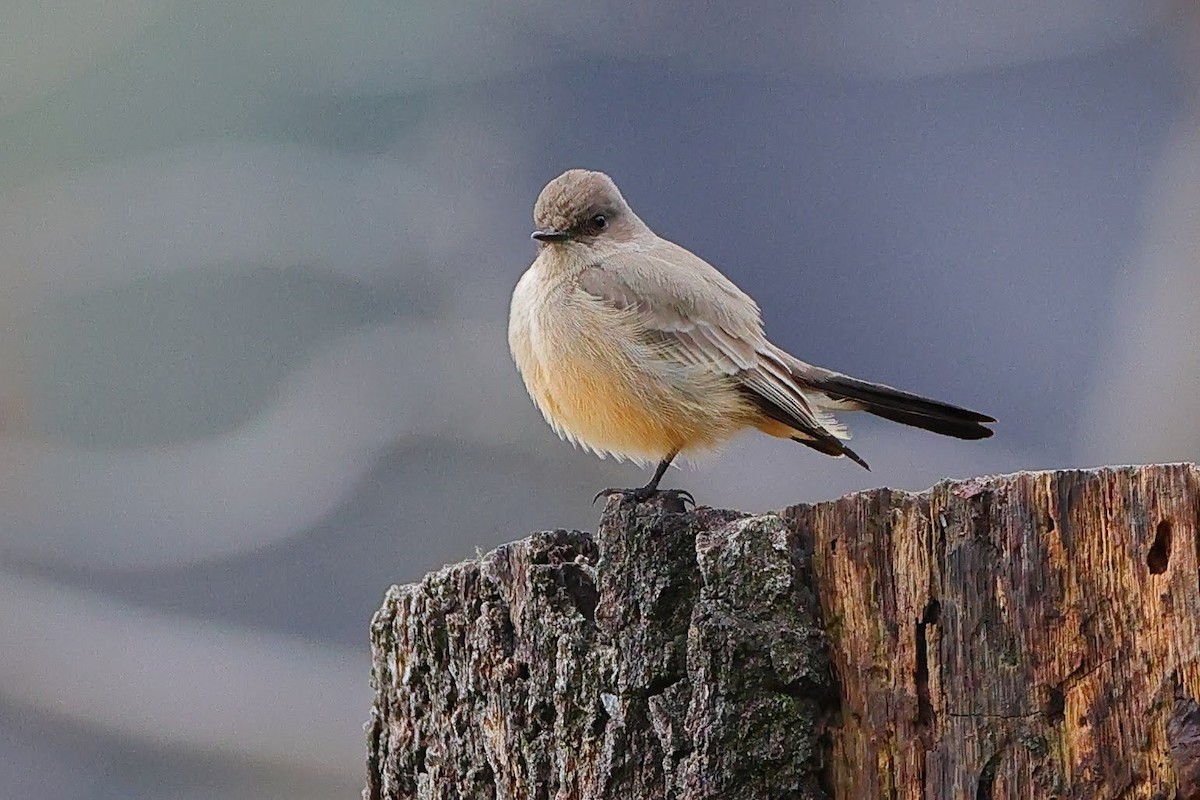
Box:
xmin=365 ymin=465 xmax=1200 ymax=799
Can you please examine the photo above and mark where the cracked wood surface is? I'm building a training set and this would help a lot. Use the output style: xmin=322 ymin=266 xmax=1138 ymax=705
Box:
xmin=366 ymin=465 xmax=1200 ymax=799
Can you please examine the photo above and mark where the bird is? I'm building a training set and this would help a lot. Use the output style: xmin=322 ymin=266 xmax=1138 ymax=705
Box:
xmin=508 ymin=169 xmax=994 ymax=505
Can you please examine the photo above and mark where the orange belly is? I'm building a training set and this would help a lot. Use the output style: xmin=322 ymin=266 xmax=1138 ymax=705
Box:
xmin=530 ymin=345 xmax=753 ymax=463
xmin=511 ymin=271 xmax=760 ymax=462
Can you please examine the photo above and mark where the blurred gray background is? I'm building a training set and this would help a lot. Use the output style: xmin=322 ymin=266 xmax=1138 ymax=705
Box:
xmin=2 ymin=2 xmax=1198 ymax=798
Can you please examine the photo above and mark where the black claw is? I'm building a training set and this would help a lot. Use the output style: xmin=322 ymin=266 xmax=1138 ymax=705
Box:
xmin=592 ymin=487 xmax=695 ymax=509
xmin=658 ymin=488 xmax=695 ymax=509
xmin=592 ymin=487 xmax=621 ymax=505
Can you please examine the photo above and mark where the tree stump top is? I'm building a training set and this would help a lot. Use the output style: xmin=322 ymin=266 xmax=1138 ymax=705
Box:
xmin=366 ymin=464 xmax=1200 ymax=799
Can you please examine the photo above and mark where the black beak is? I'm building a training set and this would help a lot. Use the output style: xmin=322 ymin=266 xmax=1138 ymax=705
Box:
xmin=531 ymin=228 xmax=570 ymax=243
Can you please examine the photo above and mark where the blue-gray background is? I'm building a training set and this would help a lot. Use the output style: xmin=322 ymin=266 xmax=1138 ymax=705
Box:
xmin=2 ymin=3 xmax=1198 ymax=798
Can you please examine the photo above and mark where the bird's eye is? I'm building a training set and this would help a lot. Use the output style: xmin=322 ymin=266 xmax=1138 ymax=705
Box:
xmin=583 ymin=214 xmax=607 ymax=235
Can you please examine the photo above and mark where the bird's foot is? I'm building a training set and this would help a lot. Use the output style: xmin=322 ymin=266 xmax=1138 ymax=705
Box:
xmin=592 ymin=486 xmax=695 ymax=509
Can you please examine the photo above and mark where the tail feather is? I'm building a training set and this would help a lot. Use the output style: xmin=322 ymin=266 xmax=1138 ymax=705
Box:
xmin=807 ymin=371 xmax=995 ymax=441
xmin=737 ymin=384 xmax=871 ymax=470
xmin=793 ymin=429 xmax=871 ymax=471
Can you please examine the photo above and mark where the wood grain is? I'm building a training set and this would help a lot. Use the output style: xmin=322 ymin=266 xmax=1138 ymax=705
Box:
xmin=786 ymin=464 xmax=1200 ymax=799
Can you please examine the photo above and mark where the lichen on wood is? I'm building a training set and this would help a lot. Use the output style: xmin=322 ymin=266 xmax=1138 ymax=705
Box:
xmin=365 ymin=501 xmax=834 ymax=800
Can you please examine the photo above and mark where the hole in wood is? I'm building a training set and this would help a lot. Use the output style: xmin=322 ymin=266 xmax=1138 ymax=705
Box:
xmin=975 ymin=747 xmax=1002 ymax=800
xmin=915 ymin=600 xmax=940 ymax=728
xmin=592 ymin=695 xmax=612 ymax=738
xmin=1045 ymin=686 xmax=1065 ymax=723
xmin=1148 ymin=520 xmax=1172 ymax=575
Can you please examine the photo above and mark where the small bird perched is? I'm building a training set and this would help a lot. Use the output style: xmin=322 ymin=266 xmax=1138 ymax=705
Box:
xmin=508 ymin=169 xmax=994 ymax=504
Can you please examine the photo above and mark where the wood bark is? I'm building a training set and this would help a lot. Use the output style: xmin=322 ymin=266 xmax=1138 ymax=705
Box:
xmin=365 ymin=464 xmax=1200 ymax=799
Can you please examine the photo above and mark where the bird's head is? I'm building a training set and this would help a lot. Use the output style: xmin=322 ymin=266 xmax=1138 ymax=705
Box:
xmin=531 ymin=169 xmax=642 ymax=250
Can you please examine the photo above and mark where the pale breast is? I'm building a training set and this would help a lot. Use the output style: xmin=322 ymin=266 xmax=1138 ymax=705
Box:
xmin=509 ymin=267 xmax=748 ymax=462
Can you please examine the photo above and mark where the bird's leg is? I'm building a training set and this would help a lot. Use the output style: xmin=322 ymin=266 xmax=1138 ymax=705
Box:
xmin=592 ymin=451 xmax=694 ymax=508
xmin=639 ymin=456 xmax=673 ymax=495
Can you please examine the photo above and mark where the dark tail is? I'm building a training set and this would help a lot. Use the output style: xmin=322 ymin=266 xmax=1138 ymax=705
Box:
xmin=808 ymin=371 xmax=995 ymax=441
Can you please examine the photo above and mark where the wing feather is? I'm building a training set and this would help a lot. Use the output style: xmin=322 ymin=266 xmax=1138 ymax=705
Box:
xmin=577 ymin=257 xmax=842 ymax=443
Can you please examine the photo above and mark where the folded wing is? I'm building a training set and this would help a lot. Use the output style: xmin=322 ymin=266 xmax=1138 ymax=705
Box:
xmin=577 ymin=253 xmax=871 ymax=468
